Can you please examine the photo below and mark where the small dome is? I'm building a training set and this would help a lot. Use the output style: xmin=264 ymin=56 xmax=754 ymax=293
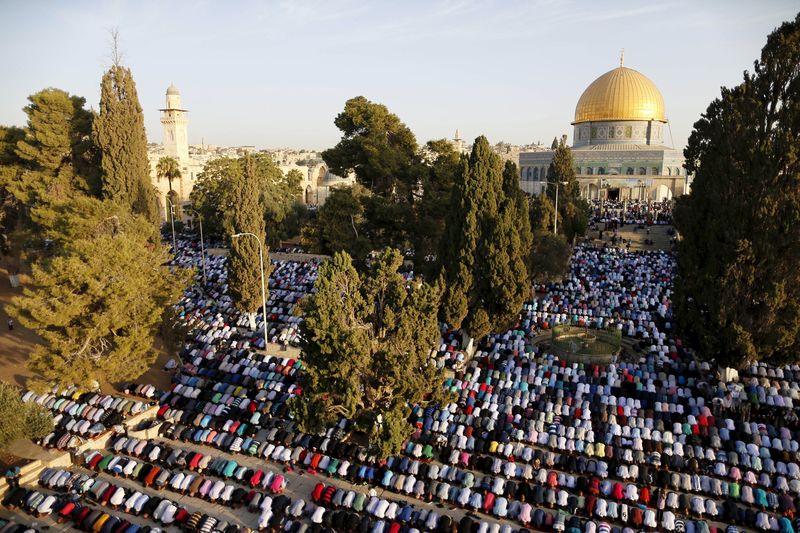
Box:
xmin=166 ymin=84 xmax=180 ymax=96
xmin=573 ymin=66 xmax=666 ymax=124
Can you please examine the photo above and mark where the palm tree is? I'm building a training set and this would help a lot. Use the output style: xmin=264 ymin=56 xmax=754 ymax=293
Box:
xmin=156 ymin=156 xmax=181 ymax=193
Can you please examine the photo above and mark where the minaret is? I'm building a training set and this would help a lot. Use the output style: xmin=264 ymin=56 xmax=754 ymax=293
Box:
xmin=453 ymin=128 xmax=464 ymax=152
xmin=160 ymin=84 xmax=189 ymax=164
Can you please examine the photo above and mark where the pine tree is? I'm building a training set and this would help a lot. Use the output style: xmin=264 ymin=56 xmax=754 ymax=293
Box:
xmin=0 ymin=89 xmax=101 ymax=256
xmin=439 ymin=155 xmax=476 ymax=331
xmin=293 ymin=248 xmax=447 ymax=457
xmin=675 ymin=13 xmax=800 ymax=367
xmin=226 ymin=155 xmax=270 ymax=326
xmin=8 ymin=89 xmax=98 ymax=208
xmin=6 ymin=196 xmax=188 ymax=386
xmin=93 ymin=65 xmax=158 ymax=223
xmin=439 ymin=136 xmax=532 ymax=340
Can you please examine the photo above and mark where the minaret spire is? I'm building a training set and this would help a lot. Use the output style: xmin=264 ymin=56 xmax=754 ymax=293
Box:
xmin=619 ymin=48 xmax=624 ymax=67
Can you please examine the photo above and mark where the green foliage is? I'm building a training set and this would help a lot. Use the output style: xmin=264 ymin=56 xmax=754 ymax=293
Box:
xmin=276 ymin=202 xmax=312 ymax=242
xmin=530 ymin=193 xmax=556 ymax=233
xmin=156 ymin=156 xmax=181 ymax=195
xmin=6 ymin=197 xmax=188 ymax=386
xmin=321 ymin=96 xmax=419 ymax=253
xmin=439 ymin=136 xmax=533 ymax=339
xmin=93 ymin=66 xmax=158 ymax=223
xmin=226 ymin=155 xmax=271 ymax=316
xmin=293 ymin=248 xmax=447 ymax=457
xmin=4 ymin=89 xmax=99 ymax=216
xmin=0 ymin=382 xmax=53 ymax=449
xmin=674 ymin=13 xmax=800 ymax=367
xmin=189 ymin=157 xmax=238 ymax=238
xmin=412 ymin=140 xmax=461 ymax=279
xmin=323 ymin=96 xmax=418 ymax=199
xmin=190 ymin=154 xmax=301 ymax=246
xmin=546 ymin=140 xmax=588 ymax=242
xmin=0 ymin=89 xmax=104 ymax=262
xmin=301 ymin=184 xmax=373 ymax=261
xmin=0 ymin=126 xmax=26 ymax=241
xmin=530 ymin=232 xmax=571 ymax=283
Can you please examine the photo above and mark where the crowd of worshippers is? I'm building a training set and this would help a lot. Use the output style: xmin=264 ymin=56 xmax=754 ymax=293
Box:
xmin=590 ymin=200 xmax=674 ymax=227
xmin=117 ymin=239 xmax=800 ymax=532
xmin=0 ymin=518 xmax=37 ymax=533
xmin=19 ymin=388 xmax=150 ymax=450
xmin=9 ymin=237 xmax=800 ymax=533
xmin=169 ymin=237 xmax=320 ymax=348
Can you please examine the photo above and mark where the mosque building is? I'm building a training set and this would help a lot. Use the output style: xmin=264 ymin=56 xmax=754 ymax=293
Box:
xmin=519 ymin=55 xmax=688 ymax=201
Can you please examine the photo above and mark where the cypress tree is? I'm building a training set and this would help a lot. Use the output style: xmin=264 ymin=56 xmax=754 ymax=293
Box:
xmin=675 ymin=13 xmax=800 ymax=367
xmin=439 ymin=155 xmax=476 ymax=331
xmin=226 ymin=155 xmax=270 ymax=328
xmin=546 ymin=140 xmax=588 ymax=242
xmin=93 ymin=65 xmax=158 ymax=223
xmin=440 ymin=136 xmax=532 ymax=340
xmin=503 ymin=160 xmax=533 ymax=273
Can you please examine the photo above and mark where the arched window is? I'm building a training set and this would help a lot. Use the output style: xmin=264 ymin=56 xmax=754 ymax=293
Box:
xmin=626 ymin=167 xmax=634 ymax=175
xmin=598 ymin=167 xmax=606 ymax=175
xmin=667 ymin=167 xmax=672 ymax=176
xmin=533 ymin=167 xmax=539 ymax=180
xmin=526 ymin=167 xmax=533 ymax=181
xmin=541 ymin=167 xmax=547 ymax=180
xmin=675 ymin=167 xmax=681 ymax=176
xmin=586 ymin=167 xmax=593 ymax=175
xmin=638 ymin=167 xmax=646 ymax=175
xmin=651 ymin=167 xmax=659 ymax=175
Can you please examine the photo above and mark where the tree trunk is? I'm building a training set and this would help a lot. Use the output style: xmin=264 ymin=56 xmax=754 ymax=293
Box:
xmin=247 ymin=312 xmax=257 ymax=331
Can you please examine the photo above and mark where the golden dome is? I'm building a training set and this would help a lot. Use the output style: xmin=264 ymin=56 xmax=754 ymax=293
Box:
xmin=573 ymin=66 xmax=666 ymax=124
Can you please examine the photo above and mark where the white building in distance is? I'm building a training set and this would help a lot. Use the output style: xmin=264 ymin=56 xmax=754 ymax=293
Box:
xmin=148 ymin=84 xmax=354 ymax=223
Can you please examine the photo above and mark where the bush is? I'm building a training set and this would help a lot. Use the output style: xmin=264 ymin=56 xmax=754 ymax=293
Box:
xmin=0 ymin=382 xmax=54 ymax=449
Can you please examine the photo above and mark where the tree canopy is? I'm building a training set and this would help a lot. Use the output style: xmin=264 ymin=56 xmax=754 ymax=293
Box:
xmin=438 ymin=136 xmax=533 ymax=340
xmin=156 ymin=156 xmax=181 ymax=193
xmin=301 ymin=184 xmax=373 ymax=261
xmin=226 ymin=155 xmax=271 ymax=319
xmin=1 ymin=89 xmax=101 ymax=243
xmin=674 ymin=13 xmax=800 ymax=367
xmin=292 ymin=248 xmax=447 ymax=457
xmin=7 ymin=196 xmax=188 ymax=386
xmin=2 ymin=79 xmax=188 ymax=388
xmin=0 ymin=382 xmax=53 ymax=450
xmin=323 ymin=96 xmax=418 ymax=200
xmin=190 ymin=153 xmax=302 ymax=245
xmin=93 ymin=65 xmax=158 ymax=223
xmin=545 ymin=140 xmax=589 ymax=243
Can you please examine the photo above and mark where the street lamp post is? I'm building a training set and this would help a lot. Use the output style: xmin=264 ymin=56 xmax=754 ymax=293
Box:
xmin=232 ymin=232 xmax=268 ymax=349
xmin=191 ymin=210 xmax=207 ymax=287
xmin=552 ymin=180 xmax=569 ymax=235
xmin=165 ymin=197 xmax=178 ymax=253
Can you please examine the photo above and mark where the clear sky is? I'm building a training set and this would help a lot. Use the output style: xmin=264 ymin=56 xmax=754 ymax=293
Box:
xmin=1 ymin=0 xmax=797 ymax=151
